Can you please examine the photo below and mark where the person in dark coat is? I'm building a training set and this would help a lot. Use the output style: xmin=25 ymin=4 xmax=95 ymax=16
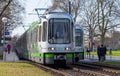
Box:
xmin=97 ymin=45 xmax=101 ymax=61
xmin=100 ymin=44 xmax=107 ymax=61
xmin=103 ymin=45 xmax=107 ymax=61
xmin=86 ymin=48 xmax=90 ymax=58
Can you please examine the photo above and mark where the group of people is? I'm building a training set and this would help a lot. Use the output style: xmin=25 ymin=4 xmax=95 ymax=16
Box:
xmin=97 ymin=44 xmax=107 ymax=62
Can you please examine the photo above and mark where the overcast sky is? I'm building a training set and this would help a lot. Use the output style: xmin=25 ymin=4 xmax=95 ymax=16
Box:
xmin=24 ymin=0 xmax=52 ymax=24
xmin=11 ymin=0 xmax=52 ymax=36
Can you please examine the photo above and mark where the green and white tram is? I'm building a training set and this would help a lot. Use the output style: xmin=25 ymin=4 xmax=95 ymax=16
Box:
xmin=74 ymin=24 xmax=84 ymax=62
xmin=16 ymin=12 xmax=75 ymax=64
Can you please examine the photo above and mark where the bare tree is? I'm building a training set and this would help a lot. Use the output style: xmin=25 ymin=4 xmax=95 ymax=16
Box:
xmin=80 ymin=0 xmax=98 ymax=51
xmin=50 ymin=0 xmax=82 ymax=23
xmin=0 ymin=0 xmax=12 ymax=18
xmin=0 ymin=0 xmax=12 ymax=37
xmin=79 ymin=0 xmax=120 ymax=50
xmin=97 ymin=0 xmax=119 ymax=45
xmin=0 ymin=0 xmax=25 ymax=40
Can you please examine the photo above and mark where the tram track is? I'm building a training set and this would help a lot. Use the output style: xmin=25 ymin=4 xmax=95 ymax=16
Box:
xmin=31 ymin=62 xmax=69 ymax=76
xmin=58 ymin=66 xmax=106 ymax=76
xmin=28 ymin=60 xmax=120 ymax=76
xmin=72 ymin=62 xmax=120 ymax=76
xmin=30 ymin=61 xmax=105 ymax=76
xmin=79 ymin=62 xmax=120 ymax=70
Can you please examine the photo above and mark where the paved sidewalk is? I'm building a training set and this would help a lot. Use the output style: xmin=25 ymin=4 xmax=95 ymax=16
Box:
xmin=3 ymin=51 xmax=19 ymax=62
xmin=2 ymin=42 xmax=19 ymax=62
xmin=81 ymin=56 xmax=120 ymax=62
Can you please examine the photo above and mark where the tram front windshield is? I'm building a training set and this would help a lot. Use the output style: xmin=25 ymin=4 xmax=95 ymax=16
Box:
xmin=48 ymin=18 xmax=71 ymax=44
xmin=75 ymin=29 xmax=83 ymax=46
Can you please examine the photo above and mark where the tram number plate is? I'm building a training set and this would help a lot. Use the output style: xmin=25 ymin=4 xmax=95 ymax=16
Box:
xmin=54 ymin=55 xmax=66 ymax=60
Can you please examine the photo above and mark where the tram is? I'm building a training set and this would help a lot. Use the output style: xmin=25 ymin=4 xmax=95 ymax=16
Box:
xmin=16 ymin=12 xmax=75 ymax=64
xmin=74 ymin=24 xmax=84 ymax=62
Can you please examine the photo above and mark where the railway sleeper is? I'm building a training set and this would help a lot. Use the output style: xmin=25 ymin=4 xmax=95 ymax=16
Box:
xmin=67 ymin=65 xmax=106 ymax=76
xmin=103 ymin=68 xmax=120 ymax=75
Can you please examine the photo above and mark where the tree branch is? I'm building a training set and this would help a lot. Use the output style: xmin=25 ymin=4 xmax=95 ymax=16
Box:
xmin=0 ymin=0 xmax=12 ymax=18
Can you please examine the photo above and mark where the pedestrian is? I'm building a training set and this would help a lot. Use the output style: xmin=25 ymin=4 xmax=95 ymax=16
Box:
xmin=103 ymin=45 xmax=107 ymax=61
xmin=109 ymin=48 xmax=112 ymax=55
xmin=109 ymin=48 xmax=112 ymax=60
xmin=86 ymin=48 xmax=90 ymax=58
xmin=100 ymin=44 xmax=107 ymax=61
xmin=97 ymin=45 xmax=101 ymax=61
xmin=6 ymin=43 xmax=11 ymax=54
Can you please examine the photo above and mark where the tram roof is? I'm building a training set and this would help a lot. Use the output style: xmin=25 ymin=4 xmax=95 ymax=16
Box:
xmin=44 ymin=12 xmax=73 ymax=21
xmin=75 ymin=24 xmax=83 ymax=30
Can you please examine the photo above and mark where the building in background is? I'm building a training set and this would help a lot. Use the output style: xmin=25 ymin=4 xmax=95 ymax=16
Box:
xmin=105 ymin=31 xmax=120 ymax=50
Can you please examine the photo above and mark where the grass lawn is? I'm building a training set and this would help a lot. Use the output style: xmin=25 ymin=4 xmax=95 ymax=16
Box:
xmin=0 ymin=62 xmax=52 ymax=76
xmin=87 ymin=50 xmax=120 ymax=56
xmin=102 ymin=61 xmax=120 ymax=65
xmin=93 ymin=61 xmax=120 ymax=66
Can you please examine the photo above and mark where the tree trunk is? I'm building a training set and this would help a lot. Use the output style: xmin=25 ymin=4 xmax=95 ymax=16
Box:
xmin=100 ymin=34 xmax=105 ymax=45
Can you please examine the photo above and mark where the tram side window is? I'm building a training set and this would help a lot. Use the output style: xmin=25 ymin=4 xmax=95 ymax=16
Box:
xmin=35 ymin=27 xmax=37 ymax=42
xmin=72 ymin=22 xmax=74 ymax=41
xmin=32 ymin=30 xmax=34 ymax=44
xmin=37 ymin=27 xmax=39 ymax=41
xmin=30 ymin=31 xmax=32 ymax=42
xmin=30 ymin=31 xmax=32 ymax=43
xmin=42 ymin=21 xmax=47 ymax=41
xmin=27 ymin=32 xmax=31 ymax=50
xmin=39 ymin=26 xmax=41 ymax=41
xmin=75 ymin=29 xmax=83 ymax=46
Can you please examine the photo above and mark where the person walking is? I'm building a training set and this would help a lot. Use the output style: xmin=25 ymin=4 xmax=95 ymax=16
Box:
xmin=6 ymin=43 xmax=11 ymax=54
xmin=86 ymin=48 xmax=90 ymax=58
xmin=100 ymin=44 xmax=107 ymax=61
xmin=97 ymin=45 xmax=101 ymax=61
xmin=103 ymin=45 xmax=107 ymax=61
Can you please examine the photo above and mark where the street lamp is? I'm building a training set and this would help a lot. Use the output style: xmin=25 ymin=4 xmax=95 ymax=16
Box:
xmin=2 ymin=17 xmax=7 ymax=46
xmin=2 ymin=17 xmax=7 ymax=61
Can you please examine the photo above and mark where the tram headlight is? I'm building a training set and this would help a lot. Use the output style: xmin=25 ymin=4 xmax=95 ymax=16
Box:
xmin=48 ymin=47 xmax=55 ymax=51
xmin=65 ymin=47 xmax=71 ymax=51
